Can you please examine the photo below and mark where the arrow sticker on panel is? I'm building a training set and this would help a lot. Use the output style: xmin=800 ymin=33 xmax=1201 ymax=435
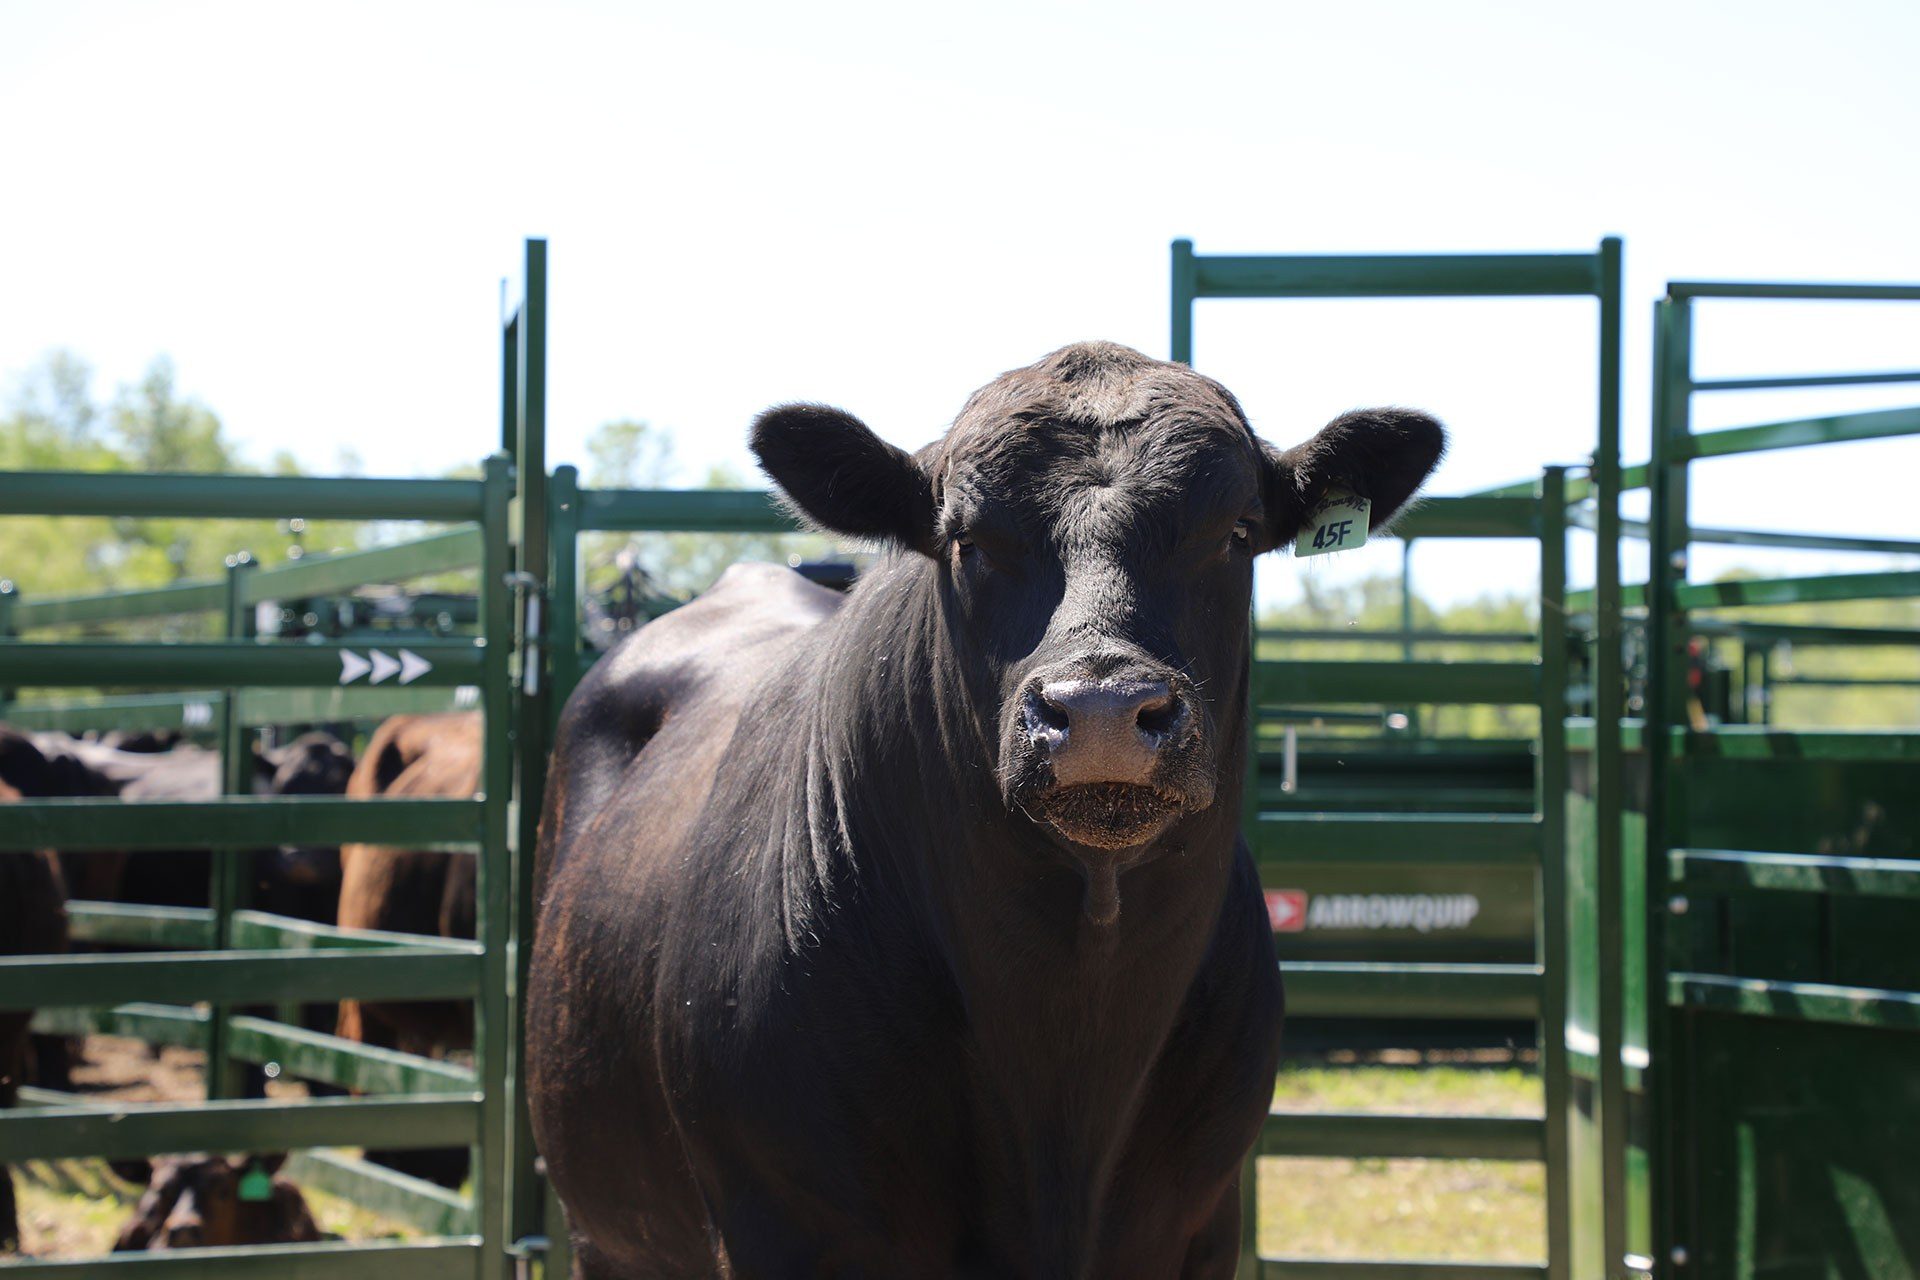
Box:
xmin=398 ymin=649 xmax=433 ymax=685
xmin=369 ymin=650 xmax=401 ymax=684
xmin=339 ymin=650 xmax=372 ymax=684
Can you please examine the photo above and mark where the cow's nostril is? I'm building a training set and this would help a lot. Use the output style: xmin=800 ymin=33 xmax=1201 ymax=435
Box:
xmin=1028 ymin=688 xmax=1071 ymax=735
xmin=1135 ymin=692 xmax=1183 ymax=738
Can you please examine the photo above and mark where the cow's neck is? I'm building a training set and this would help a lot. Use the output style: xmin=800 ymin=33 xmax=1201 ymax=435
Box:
xmin=797 ymin=558 xmax=1247 ymax=1275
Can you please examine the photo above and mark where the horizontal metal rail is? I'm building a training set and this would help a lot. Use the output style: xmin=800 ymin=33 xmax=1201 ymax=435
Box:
xmin=227 ymin=1016 xmax=477 ymax=1095
xmin=1670 ymin=973 xmax=1920 ymax=1029
xmin=1261 ymin=1111 xmax=1544 ymax=1160
xmin=0 ymin=947 xmax=481 ymax=1010
xmin=31 ymin=1001 xmax=206 ymax=1047
xmin=229 ymin=909 xmax=476 ymax=952
xmin=1675 ymin=569 xmax=1920 ymax=609
xmin=580 ymin=487 xmax=796 ymax=533
xmin=1281 ymin=962 xmax=1541 ymax=1020
xmin=1388 ymin=496 xmax=1538 ymax=539
xmin=1682 ymin=403 xmax=1920 ymax=460
xmin=1255 ymin=661 xmax=1541 ymax=706
xmin=1688 ymin=619 xmax=1920 ymax=646
xmin=1260 ymin=1260 xmax=1546 ymax=1279
xmin=0 ymin=470 xmax=484 ymax=522
xmin=65 ymin=902 xmax=214 ymax=948
xmin=1253 ymin=813 xmax=1541 ymax=866
xmin=0 ymin=797 xmax=485 ymax=850
xmin=1672 ymin=849 xmax=1920 ymax=899
xmin=1681 ymin=728 xmax=1920 ymax=760
xmin=283 ymin=1150 xmax=476 ymax=1236
xmin=1184 ymin=248 xmax=1603 ymax=299
xmin=1666 ymin=280 xmax=1920 ymax=301
xmin=0 ymin=638 xmax=483 ymax=688
xmin=0 ymin=1093 xmax=481 ymax=1161
xmin=0 ymin=1238 xmax=482 ymax=1280
xmin=1691 ymin=368 xmax=1920 ymax=393
xmin=12 ymin=580 xmax=226 ymax=628
xmin=1257 ymin=629 xmax=1536 ymax=647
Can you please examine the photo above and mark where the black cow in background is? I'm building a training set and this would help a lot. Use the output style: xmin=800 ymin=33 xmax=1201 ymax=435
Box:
xmin=529 ymin=342 xmax=1445 ymax=1278
xmin=0 ymin=731 xmax=71 ymax=1253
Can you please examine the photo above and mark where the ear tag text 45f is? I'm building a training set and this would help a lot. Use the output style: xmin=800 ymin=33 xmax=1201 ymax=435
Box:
xmin=1295 ymin=489 xmax=1371 ymax=558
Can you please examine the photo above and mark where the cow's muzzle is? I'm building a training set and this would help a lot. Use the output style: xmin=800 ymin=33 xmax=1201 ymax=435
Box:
xmin=1016 ymin=672 xmax=1204 ymax=850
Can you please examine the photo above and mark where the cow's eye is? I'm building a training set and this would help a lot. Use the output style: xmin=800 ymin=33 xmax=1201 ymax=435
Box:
xmin=1230 ymin=521 xmax=1251 ymax=546
xmin=953 ymin=534 xmax=976 ymax=557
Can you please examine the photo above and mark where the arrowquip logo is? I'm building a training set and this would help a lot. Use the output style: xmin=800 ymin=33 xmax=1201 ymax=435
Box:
xmin=1268 ymin=889 xmax=1482 ymax=933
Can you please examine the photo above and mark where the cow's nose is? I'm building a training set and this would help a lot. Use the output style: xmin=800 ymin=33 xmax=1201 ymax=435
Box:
xmin=1026 ymin=678 xmax=1187 ymax=787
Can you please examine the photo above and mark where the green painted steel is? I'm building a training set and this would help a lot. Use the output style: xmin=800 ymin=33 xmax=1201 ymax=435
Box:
xmin=0 ymin=797 xmax=484 ymax=850
xmin=1385 ymin=496 xmax=1539 ymax=539
xmin=1690 ymin=367 xmax=1920 ymax=392
xmin=0 ymin=637 xmax=483 ymax=688
xmin=229 ymin=908 xmax=479 ymax=952
xmin=1252 ymin=813 xmax=1542 ymax=865
xmin=1674 ymin=568 xmax=1920 ymax=608
xmin=62 ymin=901 xmax=214 ymax=948
xmin=1261 ymin=1112 xmax=1545 ymax=1161
xmin=0 ymin=948 xmax=480 ymax=1009
xmin=1261 ymin=1262 xmax=1547 ymax=1280
xmin=1680 ymin=402 xmax=1920 ymax=459
xmin=1182 ymin=246 xmax=1601 ymax=299
xmin=13 ymin=579 xmax=227 ymax=628
xmin=580 ymin=485 xmax=793 ymax=533
xmin=1668 ymin=974 xmax=1920 ymax=1028
xmin=1280 ymin=962 xmax=1540 ymax=1020
xmin=0 ymin=1239 xmax=483 ymax=1279
xmin=0 ymin=1094 xmax=480 ymax=1162
xmin=284 ymin=1150 xmax=476 ymax=1236
xmin=242 ymin=525 xmax=483 ymax=601
xmin=1665 ymin=279 xmax=1920 ymax=300
xmin=226 ymin=1016 xmax=477 ymax=1095
xmin=1254 ymin=660 xmax=1541 ymax=706
xmin=1671 ymin=849 xmax=1920 ymax=898
xmin=30 ymin=1002 xmax=208 ymax=1047
xmin=0 ymin=470 xmax=483 ymax=521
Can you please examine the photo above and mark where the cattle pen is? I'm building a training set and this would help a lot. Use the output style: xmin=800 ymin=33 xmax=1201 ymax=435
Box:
xmin=1 ymin=238 xmax=1916 ymax=1279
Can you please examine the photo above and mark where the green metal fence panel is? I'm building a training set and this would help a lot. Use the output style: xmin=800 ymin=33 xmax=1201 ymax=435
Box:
xmin=62 ymin=902 xmax=214 ymax=948
xmin=30 ymin=1002 xmax=208 ymax=1047
xmin=226 ymin=1016 xmax=478 ymax=1095
xmin=1254 ymin=661 xmax=1542 ymax=706
xmin=1280 ymin=962 xmax=1541 ymax=1020
xmin=579 ymin=485 xmax=794 ymax=533
xmin=1680 ymin=403 xmax=1920 ymax=459
xmin=242 ymin=525 xmax=484 ymax=601
xmin=282 ymin=1151 xmax=476 ymax=1237
xmin=1252 ymin=813 xmax=1542 ymax=866
xmin=1671 ymin=849 xmax=1920 ymax=899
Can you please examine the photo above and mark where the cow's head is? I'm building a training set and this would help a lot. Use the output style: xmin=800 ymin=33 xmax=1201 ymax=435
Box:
xmin=112 ymin=1154 xmax=323 ymax=1251
xmin=753 ymin=343 xmax=1442 ymax=921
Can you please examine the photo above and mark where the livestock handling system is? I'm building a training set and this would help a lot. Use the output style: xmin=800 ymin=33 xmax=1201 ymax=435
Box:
xmin=0 ymin=238 xmax=1915 ymax=1279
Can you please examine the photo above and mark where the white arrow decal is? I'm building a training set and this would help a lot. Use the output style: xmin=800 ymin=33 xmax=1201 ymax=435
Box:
xmin=369 ymin=650 xmax=401 ymax=684
xmin=398 ymin=649 xmax=433 ymax=685
xmin=339 ymin=650 xmax=372 ymax=684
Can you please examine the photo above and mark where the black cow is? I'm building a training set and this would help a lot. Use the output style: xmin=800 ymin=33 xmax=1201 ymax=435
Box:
xmin=0 ymin=732 xmax=71 ymax=1253
xmin=25 ymin=731 xmax=356 ymax=920
xmin=527 ymin=342 xmax=1444 ymax=1278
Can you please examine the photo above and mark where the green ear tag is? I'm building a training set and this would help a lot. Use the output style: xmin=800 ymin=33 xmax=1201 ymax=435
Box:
xmin=1295 ymin=489 xmax=1371 ymax=558
xmin=238 ymin=1164 xmax=274 ymax=1202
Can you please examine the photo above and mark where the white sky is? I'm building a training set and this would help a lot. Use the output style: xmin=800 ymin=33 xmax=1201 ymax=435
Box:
xmin=4 ymin=0 xmax=1917 ymax=605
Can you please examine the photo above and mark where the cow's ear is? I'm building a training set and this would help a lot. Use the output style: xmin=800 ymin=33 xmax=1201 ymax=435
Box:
xmin=1260 ymin=408 xmax=1446 ymax=551
xmin=751 ymin=404 xmax=938 ymax=556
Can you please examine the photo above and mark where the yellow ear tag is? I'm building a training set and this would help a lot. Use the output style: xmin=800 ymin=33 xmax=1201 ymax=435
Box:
xmin=1295 ymin=489 xmax=1371 ymax=558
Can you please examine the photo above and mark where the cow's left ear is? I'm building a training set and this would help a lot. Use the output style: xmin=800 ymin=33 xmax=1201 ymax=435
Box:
xmin=1260 ymin=408 xmax=1446 ymax=551
xmin=751 ymin=403 xmax=938 ymax=555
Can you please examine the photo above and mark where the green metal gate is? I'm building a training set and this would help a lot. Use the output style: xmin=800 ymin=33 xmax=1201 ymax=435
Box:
xmin=1629 ymin=279 xmax=1920 ymax=1279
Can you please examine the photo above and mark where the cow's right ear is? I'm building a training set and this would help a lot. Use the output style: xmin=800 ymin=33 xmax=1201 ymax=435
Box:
xmin=751 ymin=404 xmax=938 ymax=556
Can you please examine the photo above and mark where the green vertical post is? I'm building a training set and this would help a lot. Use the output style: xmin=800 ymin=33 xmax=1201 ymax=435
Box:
xmin=1401 ymin=538 xmax=1421 ymax=737
xmin=1171 ymin=238 xmax=1197 ymax=364
xmin=478 ymin=454 xmax=516 ymax=1280
xmin=1537 ymin=466 xmax=1572 ymax=1279
xmin=0 ymin=579 xmax=18 ymax=708
xmin=207 ymin=552 xmax=256 ymax=1101
xmin=1643 ymin=294 xmax=1694 ymax=1278
xmin=502 ymin=311 xmax=520 ymax=464
xmin=1591 ymin=236 xmax=1629 ymax=1280
xmin=509 ymin=237 xmax=552 ymax=1250
xmin=548 ymin=466 xmax=582 ymax=712
xmin=1237 ymin=611 xmax=1263 ymax=1280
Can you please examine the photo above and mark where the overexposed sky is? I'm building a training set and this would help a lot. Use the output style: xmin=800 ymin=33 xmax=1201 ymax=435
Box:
xmin=3 ymin=0 xmax=1916 ymax=603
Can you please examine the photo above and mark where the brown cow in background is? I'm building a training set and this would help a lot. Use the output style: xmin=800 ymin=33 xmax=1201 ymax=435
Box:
xmin=334 ymin=711 xmax=480 ymax=1187
xmin=112 ymin=1154 xmax=322 ymax=1251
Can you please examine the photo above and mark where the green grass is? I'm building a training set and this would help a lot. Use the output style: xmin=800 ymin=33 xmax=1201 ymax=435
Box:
xmin=1258 ymin=1060 xmax=1546 ymax=1264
